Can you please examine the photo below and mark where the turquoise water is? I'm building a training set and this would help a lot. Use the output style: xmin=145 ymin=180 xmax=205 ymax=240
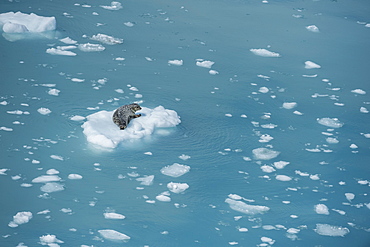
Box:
xmin=1 ymin=0 xmax=370 ymax=246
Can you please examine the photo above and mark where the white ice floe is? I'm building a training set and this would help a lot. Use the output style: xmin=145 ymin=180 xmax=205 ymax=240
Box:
xmin=209 ymin=70 xmax=219 ymax=75
xmin=0 ymin=12 xmax=56 ymax=33
xmin=167 ymin=182 xmax=189 ymax=193
xmin=314 ymin=224 xmax=349 ymax=237
xmin=196 ymin=59 xmax=215 ymax=68
xmin=136 ymin=175 xmax=154 ymax=186
xmin=124 ymin=22 xmax=134 ymax=27
xmin=259 ymin=134 xmax=273 ymax=143
xmin=0 ymin=126 xmax=13 ymax=131
xmin=345 ymin=193 xmax=355 ymax=201
xmin=40 ymin=182 xmax=64 ymax=193
xmin=50 ymin=155 xmax=63 ymax=161
xmin=360 ymin=107 xmax=369 ymax=113
xmin=306 ymin=25 xmax=320 ymax=32
xmin=276 ymin=175 xmax=292 ymax=181
xmin=70 ymin=115 xmax=85 ymax=121
xmin=68 ymin=174 xmax=83 ymax=180
xmin=259 ymin=87 xmax=269 ymax=93
xmin=161 ymin=163 xmax=190 ymax=177
xmin=315 ymin=204 xmax=329 ymax=215
xmin=168 ymin=59 xmax=183 ymax=66
xmin=351 ymin=89 xmax=366 ymax=94
xmin=46 ymin=169 xmax=59 ymax=175
xmin=46 ymin=48 xmax=77 ymax=56
xmin=273 ymin=161 xmax=290 ymax=169
xmin=156 ymin=194 xmax=171 ymax=202
xmin=37 ymin=107 xmax=51 ymax=115
xmin=250 ymin=48 xmax=281 ymax=57
xmin=104 ymin=212 xmax=125 ymax=219
xmin=60 ymin=37 xmax=77 ymax=44
xmin=32 ymin=175 xmax=61 ymax=183
xmin=305 ymin=61 xmax=321 ymax=69
xmin=91 ymin=33 xmax=123 ymax=45
xmin=78 ymin=43 xmax=105 ymax=52
xmin=179 ymin=154 xmax=191 ymax=160
xmin=82 ymin=106 xmax=181 ymax=149
xmin=282 ymin=102 xmax=297 ymax=109
xmin=261 ymin=237 xmax=275 ymax=245
xmin=326 ymin=137 xmax=339 ymax=144
xmin=100 ymin=2 xmax=123 ymax=10
xmin=8 ymin=211 xmax=32 ymax=228
xmin=39 ymin=234 xmax=64 ymax=246
xmin=261 ymin=165 xmax=275 ymax=173
xmin=252 ymin=148 xmax=280 ymax=160
xmin=48 ymin=89 xmax=60 ymax=96
xmin=225 ymin=198 xmax=269 ymax=215
xmin=317 ymin=118 xmax=343 ymax=128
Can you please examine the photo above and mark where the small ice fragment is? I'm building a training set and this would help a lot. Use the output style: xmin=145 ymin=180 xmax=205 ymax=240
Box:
xmin=196 ymin=60 xmax=215 ymax=68
xmin=239 ymin=228 xmax=248 ymax=232
xmin=156 ymin=194 xmax=171 ymax=202
xmin=250 ymin=48 xmax=281 ymax=57
xmin=273 ymin=161 xmax=290 ymax=169
xmin=39 ymin=234 xmax=64 ymax=246
xmin=305 ymin=61 xmax=321 ymax=69
xmin=78 ymin=43 xmax=105 ymax=52
xmin=179 ymin=154 xmax=190 ymax=160
xmin=261 ymin=165 xmax=275 ymax=173
xmin=252 ymin=148 xmax=280 ymax=160
xmin=282 ymin=102 xmax=297 ymax=109
xmin=91 ymin=33 xmax=123 ymax=45
xmin=259 ymin=134 xmax=273 ymax=143
xmin=37 ymin=107 xmax=51 ymax=115
xmin=209 ymin=70 xmax=219 ymax=75
xmin=351 ymin=89 xmax=366 ymax=94
xmin=60 ymin=37 xmax=77 ymax=44
xmin=360 ymin=107 xmax=369 ymax=113
xmin=326 ymin=137 xmax=339 ymax=144
xmin=70 ymin=115 xmax=85 ymax=121
xmin=50 ymin=155 xmax=63 ymax=161
xmin=261 ymin=237 xmax=275 ymax=245
xmin=8 ymin=211 xmax=32 ymax=228
xmin=259 ymin=87 xmax=269 ymax=93
xmin=98 ymin=229 xmax=130 ymax=242
xmin=115 ymin=89 xmax=124 ymax=93
xmin=225 ymin=198 xmax=269 ymax=215
xmin=315 ymin=204 xmax=329 ymax=215
xmin=314 ymin=224 xmax=349 ymax=237
xmin=100 ymin=2 xmax=123 ymax=10
xmin=48 ymin=88 xmax=60 ymax=96
xmin=306 ymin=25 xmax=320 ymax=32
xmin=40 ymin=182 xmax=64 ymax=193
xmin=32 ymin=175 xmax=61 ymax=183
xmin=136 ymin=175 xmax=154 ymax=186
xmin=144 ymin=152 xmax=152 ymax=155
xmin=167 ymin=182 xmax=189 ymax=193
xmin=46 ymin=169 xmax=59 ymax=175
xmin=160 ymin=163 xmax=190 ymax=177
xmin=350 ymin=144 xmax=358 ymax=149
xmin=124 ymin=22 xmax=134 ymax=27
xmin=46 ymin=48 xmax=77 ymax=56
xmin=168 ymin=59 xmax=183 ymax=66
xmin=345 ymin=193 xmax=355 ymax=201
xmin=104 ymin=212 xmax=125 ymax=219
xmin=68 ymin=174 xmax=83 ymax=180
xmin=276 ymin=175 xmax=292 ymax=181
xmin=317 ymin=118 xmax=343 ymax=128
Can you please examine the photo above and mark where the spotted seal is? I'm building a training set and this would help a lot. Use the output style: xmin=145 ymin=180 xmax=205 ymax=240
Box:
xmin=112 ymin=103 xmax=142 ymax=130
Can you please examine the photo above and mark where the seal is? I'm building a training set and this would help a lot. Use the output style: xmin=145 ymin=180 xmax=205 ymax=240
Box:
xmin=112 ymin=103 xmax=142 ymax=130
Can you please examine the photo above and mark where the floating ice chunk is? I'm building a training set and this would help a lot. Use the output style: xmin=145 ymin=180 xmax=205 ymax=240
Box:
xmin=360 ymin=107 xmax=369 ymax=113
xmin=351 ymin=89 xmax=366 ymax=94
xmin=40 ymin=182 xmax=64 ymax=193
xmin=306 ymin=25 xmax=320 ymax=32
xmin=100 ymin=2 xmax=123 ymax=10
xmin=261 ymin=237 xmax=275 ymax=245
xmin=314 ymin=224 xmax=349 ymax=237
xmin=252 ymin=148 xmax=280 ymax=160
xmin=228 ymin=194 xmax=243 ymax=200
xmin=50 ymin=155 xmax=63 ymax=161
xmin=0 ymin=12 xmax=56 ymax=33
xmin=261 ymin=165 xmax=275 ymax=173
xmin=310 ymin=174 xmax=320 ymax=180
xmin=39 ymin=234 xmax=64 ymax=246
xmin=160 ymin=163 xmax=190 ymax=177
xmin=0 ymin=168 xmax=9 ymax=175
xmin=305 ymin=61 xmax=321 ymax=69
xmin=345 ymin=193 xmax=355 ymax=201
xmin=70 ymin=115 xmax=85 ymax=121
xmin=0 ymin=100 xmax=8 ymax=105
xmin=46 ymin=169 xmax=59 ymax=175
xmin=315 ymin=204 xmax=329 ymax=215
xmin=91 ymin=33 xmax=123 ymax=45
xmin=209 ymin=70 xmax=219 ymax=75
xmin=276 ymin=175 xmax=292 ymax=181
xmin=225 ymin=198 xmax=269 ymax=215
xmin=124 ymin=22 xmax=134 ymax=27
xmin=115 ymin=89 xmax=124 ymax=93
xmin=78 ymin=43 xmax=105 ymax=52
xmin=168 ymin=59 xmax=183 ymax=66
xmin=156 ymin=194 xmax=171 ymax=202
xmin=37 ymin=107 xmax=51 ymax=115
xmin=179 ymin=154 xmax=191 ymax=160
xmin=259 ymin=87 xmax=269 ymax=93
xmin=250 ymin=48 xmax=281 ymax=57
xmin=82 ymin=106 xmax=181 ymax=148
xmin=167 ymin=182 xmax=189 ymax=193
xmin=48 ymin=89 xmax=60 ymax=96
xmin=282 ymin=102 xmax=297 ymax=109
xmin=326 ymin=137 xmax=339 ymax=144
xmin=32 ymin=175 xmax=61 ymax=183
xmin=317 ymin=118 xmax=343 ymax=128
xmin=136 ymin=175 xmax=154 ymax=186
xmin=104 ymin=212 xmax=125 ymax=219
xmin=239 ymin=228 xmax=249 ymax=232
xmin=8 ymin=211 xmax=32 ymax=228
xmin=68 ymin=174 xmax=83 ymax=180
xmin=259 ymin=134 xmax=273 ymax=143
xmin=196 ymin=59 xmax=215 ymax=68
xmin=0 ymin=126 xmax=13 ymax=131
xmin=273 ymin=161 xmax=289 ymax=169
xmin=60 ymin=37 xmax=77 ymax=44
xmin=46 ymin=47 xmax=77 ymax=56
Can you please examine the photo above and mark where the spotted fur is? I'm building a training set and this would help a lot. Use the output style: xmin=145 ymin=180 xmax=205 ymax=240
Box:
xmin=112 ymin=103 xmax=142 ymax=130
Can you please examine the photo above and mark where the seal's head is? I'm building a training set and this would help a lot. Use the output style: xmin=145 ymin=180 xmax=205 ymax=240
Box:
xmin=130 ymin=103 xmax=142 ymax=112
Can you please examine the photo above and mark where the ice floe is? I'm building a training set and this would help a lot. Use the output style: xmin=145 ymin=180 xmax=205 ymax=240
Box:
xmin=68 ymin=174 xmax=83 ymax=180
xmin=252 ymin=148 xmax=280 ymax=160
xmin=317 ymin=118 xmax=343 ymax=128
xmin=276 ymin=175 xmax=292 ymax=181
xmin=0 ymin=12 xmax=56 ymax=33
xmin=70 ymin=115 xmax=86 ymax=121
xmin=46 ymin=48 xmax=77 ymax=56
xmin=225 ymin=198 xmax=269 ymax=215
xmin=168 ymin=59 xmax=183 ymax=66
xmin=39 ymin=234 xmax=64 ymax=246
xmin=90 ymin=33 xmax=123 ymax=45
xmin=156 ymin=194 xmax=171 ymax=202
xmin=160 ymin=163 xmax=190 ymax=177
xmin=196 ymin=59 xmax=215 ymax=68
xmin=282 ymin=102 xmax=297 ymax=109
xmin=305 ymin=61 xmax=321 ymax=69
xmin=136 ymin=175 xmax=154 ymax=185
xmin=8 ymin=211 xmax=32 ymax=228
xmin=314 ymin=224 xmax=349 ymax=237
xmin=32 ymin=175 xmax=61 ymax=183
xmin=167 ymin=182 xmax=189 ymax=193
xmin=315 ymin=204 xmax=329 ymax=215
xmin=37 ymin=107 xmax=51 ymax=115
xmin=60 ymin=37 xmax=77 ymax=44
xmin=351 ymin=89 xmax=366 ymax=94
xmin=250 ymin=48 xmax=281 ymax=57
xmin=48 ymin=88 xmax=60 ymax=96
xmin=104 ymin=212 xmax=125 ymax=219
xmin=100 ymin=2 xmax=123 ymax=10
xmin=306 ymin=25 xmax=320 ymax=32
xmin=40 ymin=182 xmax=64 ymax=193
xmin=78 ymin=43 xmax=105 ymax=52
xmin=82 ymin=106 xmax=181 ymax=148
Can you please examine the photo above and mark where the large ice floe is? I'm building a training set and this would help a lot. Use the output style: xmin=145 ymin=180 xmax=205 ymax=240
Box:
xmin=225 ymin=197 xmax=270 ymax=215
xmin=82 ymin=106 xmax=181 ymax=148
